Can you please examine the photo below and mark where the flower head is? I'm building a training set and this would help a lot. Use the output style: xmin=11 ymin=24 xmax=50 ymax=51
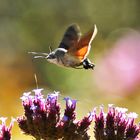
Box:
xmin=18 ymin=89 xmax=140 ymax=140
xmin=63 ymin=97 xmax=77 ymax=122
xmin=18 ymin=89 xmax=92 ymax=140
xmin=94 ymin=105 xmax=140 ymax=140
xmin=0 ymin=117 xmax=15 ymax=140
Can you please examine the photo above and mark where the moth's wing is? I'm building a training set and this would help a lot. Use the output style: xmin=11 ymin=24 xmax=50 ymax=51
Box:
xmin=58 ymin=24 xmax=81 ymax=50
xmin=72 ymin=25 xmax=97 ymax=61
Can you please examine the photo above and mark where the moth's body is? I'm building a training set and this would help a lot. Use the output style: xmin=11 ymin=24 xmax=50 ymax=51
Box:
xmin=29 ymin=24 xmax=97 ymax=70
xmin=47 ymin=48 xmax=82 ymax=68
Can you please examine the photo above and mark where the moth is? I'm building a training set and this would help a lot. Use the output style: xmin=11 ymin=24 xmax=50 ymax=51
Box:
xmin=29 ymin=24 xmax=97 ymax=69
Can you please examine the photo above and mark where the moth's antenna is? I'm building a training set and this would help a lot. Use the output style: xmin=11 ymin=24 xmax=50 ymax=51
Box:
xmin=34 ymin=73 xmax=38 ymax=89
xmin=49 ymin=45 xmax=52 ymax=53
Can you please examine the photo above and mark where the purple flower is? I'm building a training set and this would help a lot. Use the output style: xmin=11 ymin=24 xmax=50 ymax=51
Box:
xmin=93 ymin=104 xmax=140 ymax=140
xmin=18 ymin=89 xmax=61 ymax=139
xmin=0 ymin=117 xmax=15 ymax=140
xmin=17 ymin=89 xmax=92 ymax=140
xmin=125 ymin=113 xmax=140 ymax=140
xmin=63 ymin=97 xmax=77 ymax=122
xmin=18 ymin=89 xmax=140 ymax=140
xmin=94 ymin=106 xmax=105 ymax=140
xmin=77 ymin=112 xmax=93 ymax=133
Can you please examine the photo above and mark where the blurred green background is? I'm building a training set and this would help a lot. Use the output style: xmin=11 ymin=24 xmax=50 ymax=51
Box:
xmin=0 ymin=0 xmax=140 ymax=139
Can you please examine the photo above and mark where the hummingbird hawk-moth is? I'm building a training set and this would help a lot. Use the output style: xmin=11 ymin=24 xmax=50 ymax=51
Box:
xmin=29 ymin=24 xmax=97 ymax=69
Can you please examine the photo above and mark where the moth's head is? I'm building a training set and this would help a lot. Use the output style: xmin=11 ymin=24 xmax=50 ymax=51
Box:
xmin=46 ymin=52 xmax=58 ymax=64
xmin=46 ymin=51 xmax=56 ymax=59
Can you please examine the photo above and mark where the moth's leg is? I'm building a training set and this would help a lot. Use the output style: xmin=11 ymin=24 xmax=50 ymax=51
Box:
xmin=59 ymin=57 xmax=65 ymax=66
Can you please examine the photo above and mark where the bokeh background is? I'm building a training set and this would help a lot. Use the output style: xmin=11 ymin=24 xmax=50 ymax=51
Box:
xmin=0 ymin=0 xmax=140 ymax=139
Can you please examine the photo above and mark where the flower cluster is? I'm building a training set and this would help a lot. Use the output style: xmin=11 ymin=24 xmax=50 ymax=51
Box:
xmin=94 ymin=104 xmax=140 ymax=140
xmin=17 ymin=89 xmax=93 ymax=140
xmin=0 ymin=117 xmax=14 ymax=140
xmin=17 ymin=89 xmax=140 ymax=140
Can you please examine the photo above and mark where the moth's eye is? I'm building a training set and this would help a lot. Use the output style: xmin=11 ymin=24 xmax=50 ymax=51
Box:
xmin=49 ymin=53 xmax=56 ymax=59
xmin=46 ymin=52 xmax=56 ymax=59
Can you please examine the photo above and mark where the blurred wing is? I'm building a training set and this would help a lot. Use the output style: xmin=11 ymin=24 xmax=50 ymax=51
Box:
xmin=73 ymin=24 xmax=97 ymax=60
xmin=58 ymin=24 xmax=81 ymax=50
